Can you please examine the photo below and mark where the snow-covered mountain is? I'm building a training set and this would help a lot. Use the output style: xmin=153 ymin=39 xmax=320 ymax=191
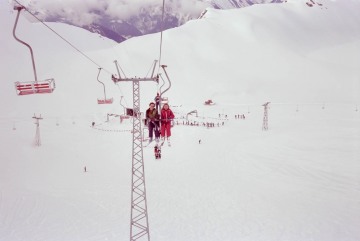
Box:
xmin=11 ymin=0 xmax=285 ymax=42
xmin=210 ymin=0 xmax=283 ymax=9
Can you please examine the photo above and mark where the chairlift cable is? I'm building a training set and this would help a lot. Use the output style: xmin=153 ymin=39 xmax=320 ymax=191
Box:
xmin=158 ymin=0 xmax=166 ymax=72
xmin=13 ymin=0 xmax=113 ymax=75
xmin=145 ymin=62 xmax=154 ymax=78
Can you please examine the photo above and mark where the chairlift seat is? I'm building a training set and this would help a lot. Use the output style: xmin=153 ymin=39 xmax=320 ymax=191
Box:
xmin=120 ymin=115 xmax=130 ymax=123
xmin=161 ymin=97 xmax=168 ymax=104
xmin=15 ymin=79 xmax=55 ymax=96
xmin=97 ymin=98 xmax=113 ymax=104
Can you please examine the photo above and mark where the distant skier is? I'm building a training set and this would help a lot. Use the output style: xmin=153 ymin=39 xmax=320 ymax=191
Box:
xmin=160 ymin=103 xmax=175 ymax=143
xmin=146 ymin=102 xmax=160 ymax=143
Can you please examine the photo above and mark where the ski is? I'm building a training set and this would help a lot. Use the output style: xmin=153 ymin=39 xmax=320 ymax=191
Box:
xmin=144 ymin=140 xmax=154 ymax=147
xmin=144 ymin=138 xmax=161 ymax=148
xmin=157 ymin=139 xmax=170 ymax=147
xmin=159 ymin=139 xmax=166 ymax=147
xmin=143 ymin=141 xmax=152 ymax=148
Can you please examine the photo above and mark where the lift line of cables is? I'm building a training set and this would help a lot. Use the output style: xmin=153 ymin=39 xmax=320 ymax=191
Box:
xmin=158 ymin=0 xmax=166 ymax=71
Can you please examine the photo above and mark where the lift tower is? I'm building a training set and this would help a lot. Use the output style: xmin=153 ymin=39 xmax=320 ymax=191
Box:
xmin=32 ymin=114 xmax=43 ymax=146
xmin=262 ymin=102 xmax=270 ymax=131
xmin=113 ymin=62 xmax=158 ymax=241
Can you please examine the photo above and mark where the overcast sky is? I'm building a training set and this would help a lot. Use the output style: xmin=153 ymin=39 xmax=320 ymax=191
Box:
xmin=14 ymin=0 xmax=210 ymax=26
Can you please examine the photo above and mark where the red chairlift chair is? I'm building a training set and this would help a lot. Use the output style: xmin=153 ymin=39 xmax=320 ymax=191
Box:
xmin=161 ymin=96 xmax=169 ymax=104
xmin=13 ymin=6 xmax=55 ymax=96
xmin=119 ymin=96 xmax=133 ymax=122
xmin=97 ymin=68 xmax=113 ymax=104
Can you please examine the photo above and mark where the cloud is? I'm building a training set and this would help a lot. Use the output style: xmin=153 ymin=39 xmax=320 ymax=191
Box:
xmin=174 ymin=0 xmax=210 ymax=17
xmin=19 ymin=0 xmax=210 ymax=25
xmin=25 ymin=0 xmax=106 ymax=25
xmin=105 ymin=0 xmax=160 ymax=20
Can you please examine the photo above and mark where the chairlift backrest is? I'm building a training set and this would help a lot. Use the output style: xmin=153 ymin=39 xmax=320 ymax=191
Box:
xmin=15 ymin=78 xmax=55 ymax=96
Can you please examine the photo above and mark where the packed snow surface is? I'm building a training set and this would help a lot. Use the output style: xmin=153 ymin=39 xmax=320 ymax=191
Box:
xmin=0 ymin=0 xmax=359 ymax=240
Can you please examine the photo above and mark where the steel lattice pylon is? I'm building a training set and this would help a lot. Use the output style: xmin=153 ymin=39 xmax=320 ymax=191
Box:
xmin=262 ymin=102 xmax=270 ymax=131
xmin=112 ymin=68 xmax=159 ymax=241
xmin=130 ymin=80 xmax=150 ymax=241
xmin=32 ymin=114 xmax=43 ymax=146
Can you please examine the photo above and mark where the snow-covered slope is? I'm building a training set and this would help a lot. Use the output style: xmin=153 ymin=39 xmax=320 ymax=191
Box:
xmin=0 ymin=0 xmax=359 ymax=240
xmin=112 ymin=0 xmax=360 ymax=106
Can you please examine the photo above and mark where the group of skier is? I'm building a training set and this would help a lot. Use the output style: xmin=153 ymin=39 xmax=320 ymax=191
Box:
xmin=145 ymin=93 xmax=175 ymax=145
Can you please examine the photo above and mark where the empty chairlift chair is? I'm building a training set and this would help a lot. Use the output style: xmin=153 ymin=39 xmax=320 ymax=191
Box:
xmin=119 ymin=96 xmax=132 ymax=122
xmin=13 ymin=6 xmax=55 ymax=96
xmin=96 ymin=68 xmax=113 ymax=104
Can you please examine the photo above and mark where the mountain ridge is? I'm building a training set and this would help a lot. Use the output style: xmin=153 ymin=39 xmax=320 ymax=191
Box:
xmin=12 ymin=0 xmax=285 ymax=42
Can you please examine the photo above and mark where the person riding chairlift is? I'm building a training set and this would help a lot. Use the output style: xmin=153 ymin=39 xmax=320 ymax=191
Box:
xmin=160 ymin=103 xmax=175 ymax=141
xmin=146 ymin=102 xmax=160 ymax=143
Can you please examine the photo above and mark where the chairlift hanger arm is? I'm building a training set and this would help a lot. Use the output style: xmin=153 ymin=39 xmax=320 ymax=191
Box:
xmin=13 ymin=6 xmax=38 ymax=82
xmin=97 ymin=68 xmax=106 ymax=86
xmin=159 ymin=73 xmax=165 ymax=93
xmin=120 ymin=96 xmax=125 ymax=108
xmin=159 ymin=65 xmax=171 ymax=97
xmin=97 ymin=68 xmax=108 ymax=100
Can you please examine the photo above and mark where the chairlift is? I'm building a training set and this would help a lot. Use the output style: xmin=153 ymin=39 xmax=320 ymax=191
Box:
xmin=161 ymin=96 xmax=168 ymax=104
xmin=119 ymin=96 xmax=133 ymax=122
xmin=186 ymin=110 xmax=198 ymax=121
xmin=97 ymin=68 xmax=113 ymax=104
xmin=13 ymin=6 xmax=55 ymax=96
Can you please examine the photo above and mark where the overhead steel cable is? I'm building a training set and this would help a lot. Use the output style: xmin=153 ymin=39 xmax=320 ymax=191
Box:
xmin=158 ymin=0 xmax=166 ymax=72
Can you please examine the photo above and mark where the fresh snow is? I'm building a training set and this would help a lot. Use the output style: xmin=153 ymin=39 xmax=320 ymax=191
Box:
xmin=0 ymin=0 xmax=360 ymax=241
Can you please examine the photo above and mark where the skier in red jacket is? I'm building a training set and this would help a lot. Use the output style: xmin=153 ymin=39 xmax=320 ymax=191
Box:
xmin=160 ymin=103 xmax=175 ymax=142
